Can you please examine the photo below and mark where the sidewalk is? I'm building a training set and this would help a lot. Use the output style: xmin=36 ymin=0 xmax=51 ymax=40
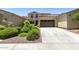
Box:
xmin=1 ymin=43 xmax=79 ymax=50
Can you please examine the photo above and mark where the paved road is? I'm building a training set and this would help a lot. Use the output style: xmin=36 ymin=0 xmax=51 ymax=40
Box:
xmin=40 ymin=27 xmax=79 ymax=43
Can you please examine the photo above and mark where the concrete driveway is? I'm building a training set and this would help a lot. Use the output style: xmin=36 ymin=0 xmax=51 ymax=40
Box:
xmin=40 ymin=27 xmax=79 ymax=43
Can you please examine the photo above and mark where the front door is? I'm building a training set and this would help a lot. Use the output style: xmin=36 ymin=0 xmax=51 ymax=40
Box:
xmin=35 ymin=20 xmax=38 ymax=26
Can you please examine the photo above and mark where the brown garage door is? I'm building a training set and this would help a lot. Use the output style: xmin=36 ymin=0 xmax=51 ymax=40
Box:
xmin=40 ymin=20 xmax=55 ymax=27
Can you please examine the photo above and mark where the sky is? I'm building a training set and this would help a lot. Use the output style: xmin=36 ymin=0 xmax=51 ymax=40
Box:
xmin=0 ymin=8 xmax=76 ymax=16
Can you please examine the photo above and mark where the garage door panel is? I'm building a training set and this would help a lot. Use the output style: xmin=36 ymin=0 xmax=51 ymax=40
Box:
xmin=40 ymin=20 xmax=55 ymax=27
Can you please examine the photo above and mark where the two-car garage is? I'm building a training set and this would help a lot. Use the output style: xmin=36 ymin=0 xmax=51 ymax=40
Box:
xmin=40 ymin=20 xmax=55 ymax=27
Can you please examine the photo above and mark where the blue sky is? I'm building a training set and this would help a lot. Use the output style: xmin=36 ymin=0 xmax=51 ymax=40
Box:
xmin=0 ymin=8 xmax=76 ymax=16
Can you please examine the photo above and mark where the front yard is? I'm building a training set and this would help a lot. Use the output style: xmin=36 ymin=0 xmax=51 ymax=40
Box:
xmin=0 ymin=20 xmax=41 ymax=43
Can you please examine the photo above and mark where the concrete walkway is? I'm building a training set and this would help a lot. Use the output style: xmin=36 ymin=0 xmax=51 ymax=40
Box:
xmin=1 ymin=27 xmax=79 ymax=50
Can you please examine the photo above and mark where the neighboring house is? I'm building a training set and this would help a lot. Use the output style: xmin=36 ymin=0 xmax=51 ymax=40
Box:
xmin=0 ymin=9 xmax=26 ymax=26
xmin=0 ymin=9 xmax=79 ymax=29
xmin=58 ymin=9 xmax=79 ymax=29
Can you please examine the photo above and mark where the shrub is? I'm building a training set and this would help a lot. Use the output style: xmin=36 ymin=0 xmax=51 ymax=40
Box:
xmin=30 ymin=24 xmax=39 ymax=30
xmin=72 ymin=13 xmax=79 ymax=21
xmin=20 ymin=21 xmax=30 ymax=33
xmin=19 ymin=33 xmax=27 ymax=37
xmin=24 ymin=20 xmax=30 ymax=25
xmin=20 ymin=25 xmax=30 ymax=33
xmin=20 ymin=22 xmax=24 ymax=28
xmin=31 ymin=26 xmax=39 ymax=30
xmin=30 ymin=24 xmax=34 ymax=29
xmin=0 ymin=25 xmax=6 ymax=30
xmin=0 ymin=28 xmax=19 ymax=39
xmin=15 ymin=27 xmax=21 ymax=33
xmin=20 ymin=20 xmax=30 ymax=28
xmin=27 ymin=28 xmax=40 ymax=41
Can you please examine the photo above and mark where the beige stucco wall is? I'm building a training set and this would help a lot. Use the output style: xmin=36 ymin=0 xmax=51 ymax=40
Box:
xmin=39 ymin=16 xmax=56 ymax=20
xmin=58 ymin=14 xmax=68 ymax=28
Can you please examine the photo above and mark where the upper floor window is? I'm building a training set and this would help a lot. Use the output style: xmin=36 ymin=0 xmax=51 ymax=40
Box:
xmin=31 ymin=14 xmax=33 ymax=18
xmin=36 ymin=14 xmax=38 ymax=18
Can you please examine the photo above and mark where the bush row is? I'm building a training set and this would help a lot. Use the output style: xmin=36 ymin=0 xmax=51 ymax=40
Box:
xmin=0 ymin=20 xmax=40 ymax=41
xmin=0 ymin=25 xmax=6 ymax=30
xmin=0 ymin=28 xmax=18 ymax=39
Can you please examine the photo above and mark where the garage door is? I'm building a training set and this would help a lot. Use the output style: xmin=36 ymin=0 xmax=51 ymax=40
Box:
xmin=40 ymin=20 xmax=55 ymax=27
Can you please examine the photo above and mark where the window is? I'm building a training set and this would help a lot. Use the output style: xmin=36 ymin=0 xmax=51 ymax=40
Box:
xmin=35 ymin=20 xmax=38 ymax=25
xmin=31 ymin=14 xmax=33 ymax=18
xmin=36 ymin=14 xmax=38 ymax=18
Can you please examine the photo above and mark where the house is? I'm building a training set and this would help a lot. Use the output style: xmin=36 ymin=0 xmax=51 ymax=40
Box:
xmin=28 ymin=11 xmax=58 ymax=27
xmin=27 ymin=9 xmax=79 ymax=29
xmin=0 ymin=9 xmax=26 ymax=26
xmin=0 ymin=9 xmax=79 ymax=29
xmin=57 ymin=9 xmax=79 ymax=29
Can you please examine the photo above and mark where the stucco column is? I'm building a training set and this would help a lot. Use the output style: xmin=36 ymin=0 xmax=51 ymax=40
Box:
xmin=34 ymin=20 xmax=36 ymax=25
xmin=55 ymin=19 xmax=58 ymax=27
xmin=38 ymin=18 xmax=40 ymax=27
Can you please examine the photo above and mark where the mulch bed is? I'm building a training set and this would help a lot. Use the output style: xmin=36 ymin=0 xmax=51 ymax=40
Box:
xmin=0 ymin=36 xmax=42 ymax=44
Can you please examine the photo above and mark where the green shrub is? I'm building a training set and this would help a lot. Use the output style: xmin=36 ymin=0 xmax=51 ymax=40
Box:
xmin=27 ymin=28 xmax=40 ymax=41
xmin=19 ymin=33 xmax=27 ymax=37
xmin=20 ymin=22 xmax=24 ymax=28
xmin=72 ymin=13 xmax=79 ymax=21
xmin=20 ymin=25 xmax=30 ymax=33
xmin=15 ymin=27 xmax=21 ymax=33
xmin=30 ymin=24 xmax=39 ymax=30
xmin=24 ymin=20 xmax=30 ymax=25
xmin=0 ymin=28 xmax=19 ymax=39
xmin=31 ymin=26 xmax=39 ymax=30
xmin=0 ymin=25 xmax=6 ymax=30
xmin=20 ymin=21 xmax=30 ymax=33
xmin=30 ymin=24 xmax=34 ymax=29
